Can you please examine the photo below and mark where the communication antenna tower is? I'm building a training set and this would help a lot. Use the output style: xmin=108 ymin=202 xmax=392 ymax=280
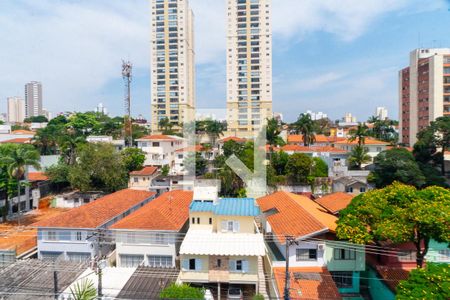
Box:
xmin=122 ymin=60 xmax=133 ymax=147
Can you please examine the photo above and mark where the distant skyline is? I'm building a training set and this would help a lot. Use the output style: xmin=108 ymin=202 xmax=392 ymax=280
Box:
xmin=0 ymin=0 xmax=449 ymax=122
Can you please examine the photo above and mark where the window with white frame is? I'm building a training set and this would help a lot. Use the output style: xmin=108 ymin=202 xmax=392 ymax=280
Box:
xmin=229 ymin=259 xmax=249 ymax=273
xmin=331 ymin=271 xmax=353 ymax=288
xmin=182 ymin=258 xmax=202 ymax=271
xmin=296 ymin=249 xmax=317 ymax=261
xmin=222 ymin=220 xmax=240 ymax=233
xmin=397 ymin=250 xmax=415 ymax=262
xmin=75 ymin=232 xmax=83 ymax=241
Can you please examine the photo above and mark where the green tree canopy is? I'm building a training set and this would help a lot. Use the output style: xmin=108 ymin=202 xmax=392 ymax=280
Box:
xmin=396 ymin=263 xmax=450 ymax=300
xmin=159 ymin=283 xmax=204 ymax=299
xmin=184 ymin=152 xmax=207 ymax=176
xmin=349 ymin=122 xmax=370 ymax=147
xmin=291 ymin=113 xmax=315 ymax=146
xmin=285 ymin=153 xmax=312 ymax=184
xmin=24 ymin=115 xmax=48 ymax=123
xmin=336 ymin=182 xmax=450 ymax=267
xmin=369 ymin=148 xmax=426 ymax=188
xmin=121 ymin=147 xmax=146 ymax=173
xmin=348 ymin=145 xmax=372 ymax=170
xmin=270 ymin=150 xmax=289 ymax=176
xmin=67 ymin=143 xmax=127 ymax=193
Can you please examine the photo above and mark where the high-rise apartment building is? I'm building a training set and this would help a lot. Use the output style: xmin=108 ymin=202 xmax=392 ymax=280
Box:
xmin=25 ymin=81 xmax=43 ymax=118
xmin=150 ymin=0 xmax=195 ymax=132
xmin=399 ymin=48 xmax=450 ymax=146
xmin=226 ymin=0 xmax=272 ymax=137
xmin=375 ymin=107 xmax=388 ymax=120
xmin=7 ymin=96 xmax=25 ymax=123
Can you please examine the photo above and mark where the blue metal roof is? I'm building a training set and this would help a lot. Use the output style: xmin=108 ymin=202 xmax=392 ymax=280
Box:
xmin=190 ymin=198 xmax=260 ymax=216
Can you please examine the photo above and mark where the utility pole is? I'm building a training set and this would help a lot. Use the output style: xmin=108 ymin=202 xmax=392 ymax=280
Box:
xmin=87 ymin=228 xmax=107 ymax=299
xmin=53 ymin=270 xmax=58 ymax=299
xmin=284 ymin=236 xmax=298 ymax=300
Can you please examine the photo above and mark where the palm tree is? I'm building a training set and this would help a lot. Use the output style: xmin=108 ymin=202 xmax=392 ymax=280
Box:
xmin=348 ymin=145 xmax=371 ymax=170
xmin=58 ymin=132 xmax=86 ymax=165
xmin=266 ymin=118 xmax=283 ymax=147
xmin=349 ymin=123 xmax=370 ymax=147
xmin=0 ymin=144 xmax=40 ymax=217
xmin=158 ymin=117 xmax=174 ymax=135
xmin=205 ymin=120 xmax=225 ymax=146
xmin=292 ymin=113 xmax=316 ymax=146
xmin=70 ymin=279 xmax=97 ymax=300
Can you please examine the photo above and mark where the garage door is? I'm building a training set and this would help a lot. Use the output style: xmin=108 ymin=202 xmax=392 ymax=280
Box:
xmin=147 ymin=255 xmax=173 ymax=268
xmin=120 ymin=254 xmax=144 ymax=268
xmin=67 ymin=252 xmax=91 ymax=263
xmin=40 ymin=251 xmax=64 ymax=261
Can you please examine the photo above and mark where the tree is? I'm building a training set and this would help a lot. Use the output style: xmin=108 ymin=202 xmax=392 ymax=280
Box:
xmin=369 ymin=148 xmax=426 ymax=188
xmin=349 ymin=122 xmax=370 ymax=147
xmin=121 ymin=147 xmax=146 ymax=173
xmin=70 ymin=278 xmax=97 ymax=300
xmin=368 ymin=118 xmax=398 ymax=144
xmin=66 ymin=112 xmax=100 ymax=136
xmin=336 ymin=183 xmax=450 ymax=267
xmin=313 ymin=118 xmax=333 ymax=136
xmin=132 ymin=123 xmax=150 ymax=141
xmin=0 ymin=152 xmax=17 ymax=222
xmin=285 ymin=153 xmax=312 ymax=184
xmin=204 ymin=120 xmax=226 ymax=146
xmin=270 ymin=150 xmax=289 ymax=176
xmin=45 ymin=162 xmax=70 ymax=191
xmin=222 ymin=140 xmax=244 ymax=157
xmin=431 ymin=116 xmax=450 ymax=175
xmin=161 ymin=165 xmax=170 ymax=176
xmin=292 ymin=113 xmax=315 ymax=146
xmin=158 ymin=117 xmax=174 ymax=135
xmin=310 ymin=157 xmax=328 ymax=178
xmin=266 ymin=118 xmax=284 ymax=148
xmin=396 ymin=263 xmax=450 ymax=300
xmin=58 ymin=133 xmax=86 ymax=165
xmin=159 ymin=283 xmax=204 ymax=299
xmin=348 ymin=145 xmax=371 ymax=170
xmin=184 ymin=152 xmax=207 ymax=176
xmin=23 ymin=115 xmax=48 ymax=123
xmin=0 ymin=144 xmax=40 ymax=216
xmin=33 ymin=124 xmax=64 ymax=155
xmin=67 ymin=143 xmax=127 ymax=193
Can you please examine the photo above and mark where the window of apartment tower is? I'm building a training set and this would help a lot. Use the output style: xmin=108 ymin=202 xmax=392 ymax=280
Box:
xmin=209 ymin=218 xmax=212 ymax=225
xmin=217 ymin=259 xmax=222 ymax=268
xmin=197 ymin=217 xmax=200 ymax=224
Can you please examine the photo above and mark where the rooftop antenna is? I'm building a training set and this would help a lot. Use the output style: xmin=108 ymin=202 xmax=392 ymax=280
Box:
xmin=122 ymin=60 xmax=133 ymax=147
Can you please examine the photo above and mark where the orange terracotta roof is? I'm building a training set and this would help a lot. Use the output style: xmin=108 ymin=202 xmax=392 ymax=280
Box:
xmin=11 ymin=130 xmax=35 ymax=135
xmin=110 ymin=190 xmax=193 ymax=231
xmin=28 ymin=172 xmax=49 ymax=182
xmin=257 ymin=191 xmax=337 ymax=243
xmin=273 ymin=267 xmax=342 ymax=300
xmin=219 ymin=136 xmax=246 ymax=143
xmin=281 ymin=145 xmax=347 ymax=153
xmin=0 ymin=138 xmax=32 ymax=144
xmin=130 ymin=166 xmax=158 ymax=176
xmin=138 ymin=134 xmax=177 ymax=141
xmin=334 ymin=138 xmax=389 ymax=145
xmin=33 ymin=189 xmax=155 ymax=229
xmin=287 ymin=134 xmax=331 ymax=144
xmin=175 ymin=145 xmax=205 ymax=153
xmin=315 ymin=192 xmax=354 ymax=214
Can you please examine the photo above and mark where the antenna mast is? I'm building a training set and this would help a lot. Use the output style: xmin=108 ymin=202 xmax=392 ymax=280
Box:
xmin=122 ymin=60 xmax=133 ymax=147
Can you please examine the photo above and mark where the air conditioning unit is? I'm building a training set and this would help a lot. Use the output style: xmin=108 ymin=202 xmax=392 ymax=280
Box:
xmin=318 ymin=244 xmax=325 ymax=251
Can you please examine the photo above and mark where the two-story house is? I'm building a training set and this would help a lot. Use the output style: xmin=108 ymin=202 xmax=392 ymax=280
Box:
xmin=178 ymin=193 xmax=266 ymax=298
xmin=128 ymin=166 xmax=159 ymax=190
xmin=33 ymin=189 xmax=155 ymax=262
xmin=110 ymin=190 xmax=193 ymax=268
xmin=334 ymin=138 xmax=389 ymax=162
xmin=281 ymin=144 xmax=349 ymax=170
xmin=257 ymin=191 xmax=365 ymax=299
xmin=173 ymin=145 xmax=215 ymax=175
xmin=135 ymin=135 xmax=184 ymax=170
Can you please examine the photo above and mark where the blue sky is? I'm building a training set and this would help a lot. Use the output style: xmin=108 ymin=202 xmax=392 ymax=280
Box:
xmin=0 ymin=0 xmax=449 ymax=123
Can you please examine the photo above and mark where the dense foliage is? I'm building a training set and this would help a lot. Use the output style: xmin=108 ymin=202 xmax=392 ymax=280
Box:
xmin=336 ymin=182 xmax=450 ymax=267
xmin=396 ymin=263 xmax=450 ymax=300
xmin=159 ymin=283 xmax=204 ymax=299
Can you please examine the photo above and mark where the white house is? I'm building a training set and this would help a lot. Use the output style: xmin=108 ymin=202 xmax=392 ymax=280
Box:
xmin=86 ymin=135 xmax=125 ymax=151
xmin=334 ymin=138 xmax=389 ymax=162
xmin=128 ymin=166 xmax=159 ymax=190
xmin=135 ymin=135 xmax=184 ymax=169
xmin=34 ymin=189 xmax=156 ymax=262
xmin=173 ymin=145 xmax=215 ymax=175
xmin=110 ymin=190 xmax=193 ymax=268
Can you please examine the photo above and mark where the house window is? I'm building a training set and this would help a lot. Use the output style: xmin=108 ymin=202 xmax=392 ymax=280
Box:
xmin=152 ymin=142 xmax=160 ymax=147
xmin=209 ymin=218 xmax=212 ymax=225
xmin=133 ymin=177 xmax=139 ymax=183
xmin=360 ymin=187 xmax=366 ymax=193
xmin=334 ymin=248 xmax=356 ymax=260
xmin=376 ymin=147 xmax=382 ymax=152
xmin=189 ymin=258 xmax=196 ymax=270
xmin=217 ymin=259 xmax=222 ymax=268
xmin=236 ymin=260 xmax=242 ymax=271
xmin=120 ymin=254 xmax=144 ymax=268
xmin=346 ymin=187 xmax=354 ymax=193
xmin=192 ymin=217 xmax=195 ymax=224
xmin=155 ymin=233 xmax=166 ymax=244
xmin=76 ymin=232 xmax=82 ymax=241
xmin=228 ymin=221 xmax=234 ymax=231
xmin=222 ymin=220 xmax=239 ymax=232
xmin=47 ymin=231 xmax=57 ymax=241
xmin=398 ymin=251 xmax=415 ymax=262
xmin=296 ymin=249 xmax=317 ymax=261
xmin=197 ymin=217 xmax=200 ymax=224
xmin=331 ymin=271 xmax=353 ymax=288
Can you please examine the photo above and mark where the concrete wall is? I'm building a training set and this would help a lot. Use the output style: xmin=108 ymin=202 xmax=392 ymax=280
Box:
xmin=37 ymin=229 xmax=95 ymax=260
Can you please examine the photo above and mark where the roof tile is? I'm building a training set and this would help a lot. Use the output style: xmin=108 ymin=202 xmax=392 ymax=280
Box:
xmin=315 ymin=192 xmax=354 ymax=214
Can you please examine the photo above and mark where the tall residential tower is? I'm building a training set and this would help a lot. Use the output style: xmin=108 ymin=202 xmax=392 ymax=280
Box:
xmin=25 ymin=81 xmax=43 ymax=118
xmin=7 ymin=96 xmax=25 ymax=123
xmin=150 ymin=0 xmax=195 ymax=132
xmin=399 ymin=48 xmax=450 ymax=145
xmin=226 ymin=0 xmax=272 ymax=137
